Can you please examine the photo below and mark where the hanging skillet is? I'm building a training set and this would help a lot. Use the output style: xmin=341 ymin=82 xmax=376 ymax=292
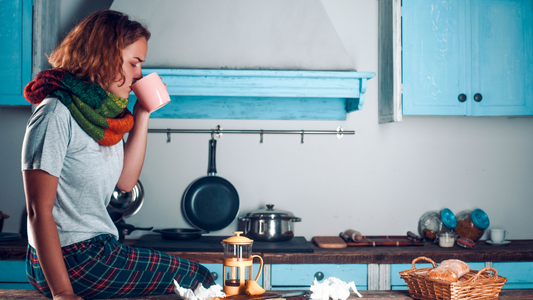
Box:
xmin=181 ymin=137 xmax=239 ymax=231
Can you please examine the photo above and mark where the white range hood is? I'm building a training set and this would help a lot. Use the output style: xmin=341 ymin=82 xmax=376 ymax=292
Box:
xmin=111 ymin=0 xmax=375 ymax=120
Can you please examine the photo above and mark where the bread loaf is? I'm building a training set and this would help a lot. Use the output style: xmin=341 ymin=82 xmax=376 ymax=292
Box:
xmin=428 ymin=259 xmax=470 ymax=282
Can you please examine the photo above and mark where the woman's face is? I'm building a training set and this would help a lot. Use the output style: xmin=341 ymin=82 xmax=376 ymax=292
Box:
xmin=104 ymin=37 xmax=148 ymax=99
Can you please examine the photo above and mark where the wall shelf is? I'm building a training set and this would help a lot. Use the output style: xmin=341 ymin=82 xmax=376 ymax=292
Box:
xmin=131 ymin=68 xmax=375 ymax=120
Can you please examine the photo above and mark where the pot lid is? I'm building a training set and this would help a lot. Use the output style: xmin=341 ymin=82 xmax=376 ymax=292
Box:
xmin=222 ymin=231 xmax=253 ymax=244
xmin=243 ymin=204 xmax=296 ymax=219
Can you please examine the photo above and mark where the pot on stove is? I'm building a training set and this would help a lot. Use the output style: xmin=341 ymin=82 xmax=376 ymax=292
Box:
xmin=238 ymin=204 xmax=301 ymax=242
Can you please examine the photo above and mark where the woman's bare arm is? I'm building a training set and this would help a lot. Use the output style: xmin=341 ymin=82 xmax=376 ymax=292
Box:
xmin=23 ymin=169 xmax=83 ymax=300
xmin=116 ymin=101 xmax=150 ymax=192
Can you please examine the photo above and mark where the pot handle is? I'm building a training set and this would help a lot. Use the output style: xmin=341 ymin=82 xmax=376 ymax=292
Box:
xmin=292 ymin=217 xmax=302 ymax=222
xmin=252 ymin=255 xmax=264 ymax=282
xmin=238 ymin=217 xmax=250 ymax=234
xmin=208 ymin=138 xmax=217 ymax=175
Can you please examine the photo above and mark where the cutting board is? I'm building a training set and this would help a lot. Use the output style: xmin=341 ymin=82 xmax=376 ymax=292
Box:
xmin=312 ymin=236 xmax=347 ymax=248
xmin=340 ymin=235 xmax=424 ymax=247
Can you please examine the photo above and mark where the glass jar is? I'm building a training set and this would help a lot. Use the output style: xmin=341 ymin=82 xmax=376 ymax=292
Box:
xmin=455 ymin=209 xmax=490 ymax=241
xmin=418 ymin=211 xmax=442 ymax=241
xmin=418 ymin=209 xmax=457 ymax=242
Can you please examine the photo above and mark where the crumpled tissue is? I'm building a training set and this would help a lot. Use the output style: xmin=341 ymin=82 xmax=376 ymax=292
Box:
xmin=173 ymin=280 xmax=226 ymax=300
xmin=309 ymin=277 xmax=363 ymax=300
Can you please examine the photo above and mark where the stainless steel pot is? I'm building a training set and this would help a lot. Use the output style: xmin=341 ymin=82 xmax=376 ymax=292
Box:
xmin=238 ymin=204 xmax=302 ymax=242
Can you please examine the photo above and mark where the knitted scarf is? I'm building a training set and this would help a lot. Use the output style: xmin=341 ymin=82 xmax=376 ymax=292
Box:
xmin=24 ymin=69 xmax=134 ymax=146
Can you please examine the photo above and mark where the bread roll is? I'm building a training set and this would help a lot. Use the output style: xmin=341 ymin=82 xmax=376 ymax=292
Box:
xmin=428 ymin=259 xmax=470 ymax=282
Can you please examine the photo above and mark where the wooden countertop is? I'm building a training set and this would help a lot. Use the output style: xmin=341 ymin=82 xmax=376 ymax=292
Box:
xmin=2 ymin=289 xmax=533 ymax=299
xmin=1 ymin=237 xmax=533 ymax=264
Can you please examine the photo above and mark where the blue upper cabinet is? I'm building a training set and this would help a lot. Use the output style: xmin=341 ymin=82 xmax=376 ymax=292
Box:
xmin=402 ymin=0 xmax=533 ymax=116
xmin=0 ymin=0 xmax=32 ymax=106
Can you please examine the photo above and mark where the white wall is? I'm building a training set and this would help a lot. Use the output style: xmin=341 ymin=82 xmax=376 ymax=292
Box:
xmin=1 ymin=0 xmax=532 ymax=242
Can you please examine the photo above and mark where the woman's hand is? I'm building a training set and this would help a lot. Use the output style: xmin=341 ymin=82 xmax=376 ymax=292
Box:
xmin=132 ymin=100 xmax=150 ymax=120
xmin=53 ymin=291 xmax=83 ymax=300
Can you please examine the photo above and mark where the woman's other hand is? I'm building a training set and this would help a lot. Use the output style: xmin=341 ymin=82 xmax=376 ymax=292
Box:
xmin=53 ymin=290 xmax=84 ymax=300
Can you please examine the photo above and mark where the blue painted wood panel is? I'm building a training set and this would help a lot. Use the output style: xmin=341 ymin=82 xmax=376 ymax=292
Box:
xmin=271 ymin=264 xmax=367 ymax=291
xmin=0 ymin=0 xmax=32 ymax=106
xmin=402 ymin=0 xmax=533 ymax=116
xmin=402 ymin=0 xmax=467 ymax=115
xmin=0 ymin=260 xmax=31 ymax=289
xmin=128 ymin=95 xmax=347 ymax=120
xmin=471 ymin=0 xmax=533 ymax=116
xmin=391 ymin=262 xmax=485 ymax=290
xmin=493 ymin=262 xmax=533 ymax=289
xmin=0 ymin=282 xmax=33 ymax=289
xmin=128 ymin=69 xmax=375 ymax=120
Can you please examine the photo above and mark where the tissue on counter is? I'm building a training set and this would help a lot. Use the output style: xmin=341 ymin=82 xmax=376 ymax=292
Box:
xmin=310 ymin=277 xmax=362 ymax=300
xmin=174 ymin=280 xmax=226 ymax=300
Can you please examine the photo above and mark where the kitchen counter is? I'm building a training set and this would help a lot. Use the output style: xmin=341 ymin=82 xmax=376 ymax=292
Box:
xmin=2 ymin=289 xmax=533 ymax=299
xmin=2 ymin=237 xmax=533 ymax=292
xmin=1 ymin=237 xmax=533 ymax=263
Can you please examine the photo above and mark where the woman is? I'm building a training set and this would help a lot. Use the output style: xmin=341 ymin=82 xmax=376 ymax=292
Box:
xmin=21 ymin=10 xmax=214 ymax=300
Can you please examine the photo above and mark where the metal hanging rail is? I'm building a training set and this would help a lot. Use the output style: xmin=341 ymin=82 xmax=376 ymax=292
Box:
xmin=147 ymin=125 xmax=354 ymax=143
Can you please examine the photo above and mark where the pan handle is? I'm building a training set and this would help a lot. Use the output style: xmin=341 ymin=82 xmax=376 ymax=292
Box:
xmin=208 ymin=138 xmax=217 ymax=176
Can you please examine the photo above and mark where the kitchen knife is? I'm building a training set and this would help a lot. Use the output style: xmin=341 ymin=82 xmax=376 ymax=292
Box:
xmin=261 ymin=291 xmax=309 ymax=299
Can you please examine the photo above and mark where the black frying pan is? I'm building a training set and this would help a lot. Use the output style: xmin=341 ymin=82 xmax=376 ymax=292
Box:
xmin=181 ymin=138 xmax=239 ymax=231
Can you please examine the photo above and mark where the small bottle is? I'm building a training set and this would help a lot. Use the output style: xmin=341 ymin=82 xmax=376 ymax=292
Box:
xmin=438 ymin=232 xmax=456 ymax=247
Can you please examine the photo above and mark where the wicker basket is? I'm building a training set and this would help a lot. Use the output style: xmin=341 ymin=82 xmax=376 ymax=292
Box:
xmin=399 ymin=257 xmax=507 ymax=300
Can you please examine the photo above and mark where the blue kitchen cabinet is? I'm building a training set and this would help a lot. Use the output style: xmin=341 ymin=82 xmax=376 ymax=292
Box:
xmin=0 ymin=260 xmax=32 ymax=289
xmin=390 ymin=262 xmax=485 ymax=290
xmin=0 ymin=0 xmax=32 ymax=106
xmin=270 ymin=264 xmax=367 ymax=291
xmin=493 ymin=262 xmax=533 ymax=289
xmin=202 ymin=263 xmax=263 ymax=288
xmin=402 ymin=0 xmax=533 ymax=116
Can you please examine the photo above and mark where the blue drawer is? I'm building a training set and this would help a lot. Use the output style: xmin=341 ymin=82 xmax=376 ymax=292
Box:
xmin=271 ymin=264 xmax=367 ymax=291
xmin=493 ymin=262 xmax=533 ymax=289
xmin=0 ymin=260 xmax=32 ymax=289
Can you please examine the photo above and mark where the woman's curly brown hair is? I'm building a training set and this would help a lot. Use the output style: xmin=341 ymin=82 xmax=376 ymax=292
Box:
xmin=48 ymin=10 xmax=151 ymax=87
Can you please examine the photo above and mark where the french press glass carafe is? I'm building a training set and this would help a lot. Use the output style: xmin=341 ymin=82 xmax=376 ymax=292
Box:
xmin=221 ymin=231 xmax=263 ymax=296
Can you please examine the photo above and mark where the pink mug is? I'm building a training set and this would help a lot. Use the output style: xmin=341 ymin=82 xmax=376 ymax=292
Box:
xmin=131 ymin=72 xmax=171 ymax=113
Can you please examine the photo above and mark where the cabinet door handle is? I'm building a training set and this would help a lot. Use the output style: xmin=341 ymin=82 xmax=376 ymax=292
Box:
xmin=211 ymin=272 xmax=218 ymax=280
xmin=458 ymin=94 xmax=467 ymax=102
xmin=314 ymin=271 xmax=324 ymax=280
xmin=474 ymin=93 xmax=483 ymax=102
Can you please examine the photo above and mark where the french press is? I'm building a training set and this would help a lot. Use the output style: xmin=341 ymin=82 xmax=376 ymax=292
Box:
xmin=221 ymin=231 xmax=263 ymax=296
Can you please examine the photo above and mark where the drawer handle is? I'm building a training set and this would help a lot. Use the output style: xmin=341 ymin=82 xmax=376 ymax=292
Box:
xmin=314 ymin=272 xmax=324 ymax=280
xmin=458 ymin=94 xmax=467 ymax=102
xmin=474 ymin=93 xmax=483 ymax=102
xmin=211 ymin=272 xmax=218 ymax=280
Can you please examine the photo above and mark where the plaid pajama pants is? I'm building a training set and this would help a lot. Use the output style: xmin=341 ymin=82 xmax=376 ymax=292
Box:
xmin=26 ymin=234 xmax=215 ymax=299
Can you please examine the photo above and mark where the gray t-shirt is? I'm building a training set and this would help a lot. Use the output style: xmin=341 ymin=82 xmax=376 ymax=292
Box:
xmin=21 ymin=97 xmax=121 ymax=247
